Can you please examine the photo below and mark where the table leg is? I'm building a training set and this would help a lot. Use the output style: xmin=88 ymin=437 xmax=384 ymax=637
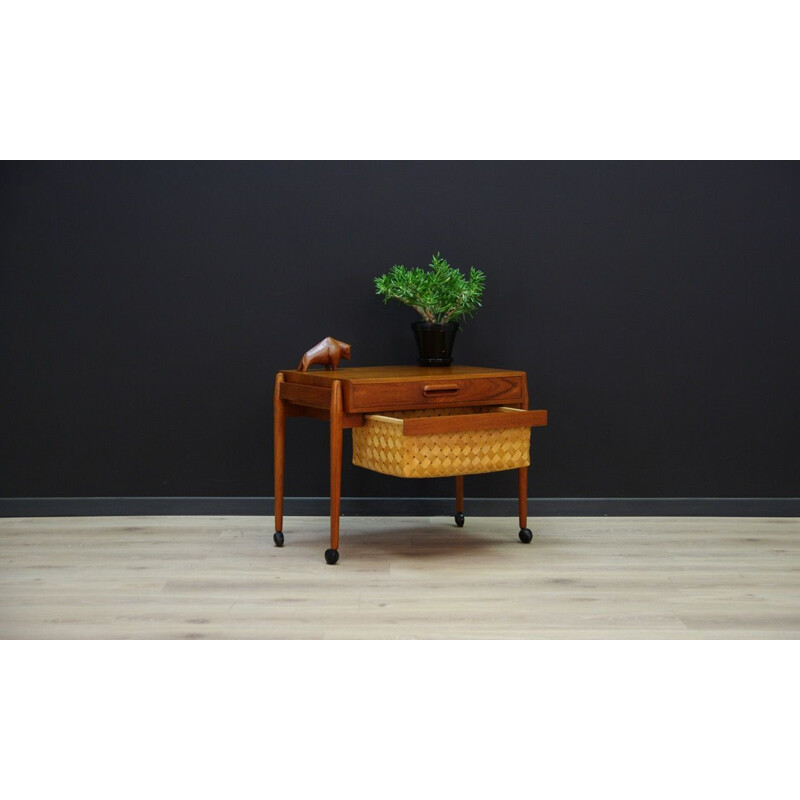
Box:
xmin=273 ymin=373 xmax=286 ymax=546
xmin=518 ymin=467 xmax=527 ymax=528
xmin=454 ymin=476 xmax=465 ymax=527
xmin=517 ymin=374 xmax=533 ymax=543
xmin=518 ymin=466 xmax=532 ymax=543
xmin=326 ymin=379 xmax=343 ymax=565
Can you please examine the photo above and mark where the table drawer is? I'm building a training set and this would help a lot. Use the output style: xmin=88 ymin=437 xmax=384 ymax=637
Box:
xmin=352 ymin=406 xmax=543 ymax=478
xmin=344 ymin=375 xmax=524 ymax=413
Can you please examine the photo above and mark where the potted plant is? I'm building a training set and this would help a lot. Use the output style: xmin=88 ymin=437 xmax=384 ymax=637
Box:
xmin=374 ymin=252 xmax=485 ymax=366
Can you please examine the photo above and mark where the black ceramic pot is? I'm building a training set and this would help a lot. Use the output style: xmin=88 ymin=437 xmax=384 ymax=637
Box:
xmin=412 ymin=321 xmax=459 ymax=366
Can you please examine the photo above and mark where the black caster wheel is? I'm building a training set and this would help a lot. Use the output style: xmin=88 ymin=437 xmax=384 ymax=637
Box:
xmin=454 ymin=512 xmax=465 ymax=528
xmin=273 ymin=531 xmax=284 ymax=547
xmin=519 ymin=528 xmax=533 ymax=544
xmin=324 ymin=548 xmax=339 ymax=565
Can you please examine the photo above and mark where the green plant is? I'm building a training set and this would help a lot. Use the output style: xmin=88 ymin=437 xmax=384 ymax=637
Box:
xmin=374 ymin=252 xmax=485 ymax=324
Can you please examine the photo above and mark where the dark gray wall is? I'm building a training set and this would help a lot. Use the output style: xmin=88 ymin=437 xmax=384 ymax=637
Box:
xmin=2 ymin=161 xmax=799 ymax=505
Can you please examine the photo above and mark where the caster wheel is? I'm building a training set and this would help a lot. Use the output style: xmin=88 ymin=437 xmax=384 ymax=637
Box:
xmin=273 ymin=531 xmax=284 ymax=547
xmin=324 ymin=548 xmax=339 ymax=565
xmin=519 ymin=528 xmax=533 ymax=544
xmin=454 ymin=512 xmax=465 ymax=528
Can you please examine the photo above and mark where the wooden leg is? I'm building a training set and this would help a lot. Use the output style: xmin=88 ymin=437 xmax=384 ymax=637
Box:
xmin=518 ymin=466 xmax=532 ymax=543
xmin=273 ymin=373 xmax=286 ymax=546
xmin=518 ymin=467 xmax=527 ymax=529
xmin=454 ymin=476 xmax=465 ymax=527
xmin=326 ymin=379 xmax=343 ymax=564
xmin=517 ymin=376 xmax=533 ymax=543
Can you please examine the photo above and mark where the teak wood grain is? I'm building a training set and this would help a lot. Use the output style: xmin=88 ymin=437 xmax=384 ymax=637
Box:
xmin=346 ymin=376 xmax=523 ymax=413
xmin=282 ymin=365 xmax=526 ymax=383
xmin=279 ymin=381 xmax=331 ymax=409
xmin=283 ymin=367 xmax=526 ymax=412
xmin=283 ymin=403 xmax=365 ymax=428
xmin=396 ymin=407 xmax=548 ymax=436
xmin=273 ymin=373 xmax=286 ymax=534
xmin=329 ymin=380 xmax=343 ymax=551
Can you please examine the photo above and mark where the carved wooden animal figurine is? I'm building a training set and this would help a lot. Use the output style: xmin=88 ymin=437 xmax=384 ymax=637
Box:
xmin=297 ymin=337 xmax=352 ymax=371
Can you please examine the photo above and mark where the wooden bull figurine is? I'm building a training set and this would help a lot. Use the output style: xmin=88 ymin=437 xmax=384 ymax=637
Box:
xmin=297 ymin=337 xmax=352 ymax=371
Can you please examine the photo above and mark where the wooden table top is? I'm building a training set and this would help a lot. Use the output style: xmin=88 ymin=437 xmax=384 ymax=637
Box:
xmin=281 ymin=365 xmax=525 ymax=385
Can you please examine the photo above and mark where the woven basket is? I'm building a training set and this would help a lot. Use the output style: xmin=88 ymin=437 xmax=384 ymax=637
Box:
xmin=352 ymin=406 xmax=531 ymax=478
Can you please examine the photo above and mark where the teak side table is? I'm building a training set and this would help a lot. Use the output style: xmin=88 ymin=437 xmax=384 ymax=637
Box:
xmin=273 ymin=365 xmax=548 ymax=564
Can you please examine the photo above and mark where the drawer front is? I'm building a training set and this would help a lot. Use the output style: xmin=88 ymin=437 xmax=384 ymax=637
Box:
xmin=345 ymin=376 xmax=524 ymax=413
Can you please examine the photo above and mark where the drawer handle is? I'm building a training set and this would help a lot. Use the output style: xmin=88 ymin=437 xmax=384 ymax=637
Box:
xmin=422 ymin=383 xmax=460 ymax=396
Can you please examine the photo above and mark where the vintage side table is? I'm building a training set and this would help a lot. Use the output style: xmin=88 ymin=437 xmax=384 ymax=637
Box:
xmin=273 ymin=365 xmax=547 ymax=564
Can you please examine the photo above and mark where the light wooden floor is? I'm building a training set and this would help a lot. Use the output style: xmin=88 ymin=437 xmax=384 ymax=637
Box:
xmin=1 ymin=515 xmax=799 ymax=639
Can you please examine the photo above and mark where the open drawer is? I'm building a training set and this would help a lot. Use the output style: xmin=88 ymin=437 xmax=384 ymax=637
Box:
xmin=352 ymin=406 xmax=547 ymax=478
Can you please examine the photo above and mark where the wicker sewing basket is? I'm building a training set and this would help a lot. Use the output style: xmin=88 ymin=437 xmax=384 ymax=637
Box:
xmin=352 ymin=406 xmax=532 ymax=479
